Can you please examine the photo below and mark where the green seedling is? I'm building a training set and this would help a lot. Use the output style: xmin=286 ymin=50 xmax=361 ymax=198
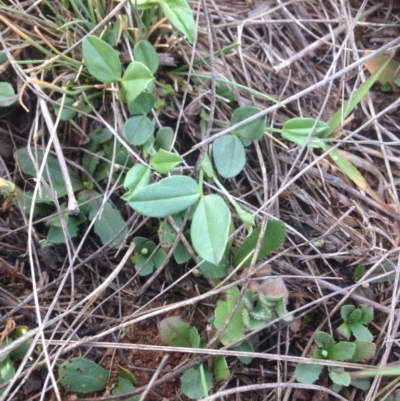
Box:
xmin=273 ymin=59 xmax=392 ymax=202
xmin=159 ymin=317 xmax=219 ymax=399
xmin=337 ymin=304 xmax=373 ymax=341
xmin=131 ymin=236 xmax=167 ymax=276
xmin=296 ymin=330 xmax=376 ymax=392
xmin=0 ymin=325 xmax=30 ymax=397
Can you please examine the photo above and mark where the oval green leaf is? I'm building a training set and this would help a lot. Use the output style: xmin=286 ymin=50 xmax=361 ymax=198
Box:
xmin=0 ymin=82 xmax=15 ymax=107
xmin=128 ymin=175 xmax=200 ymax=217
xmin=122 ymin=164 xmax=151 ymax=200
xmin=160 ymin=0 xmax=195 ymax=44
xmin=282 ymin=118 xmax=330 ymax=138
xmin=58 ymin=357 xmax=107 ymax=394
xmin=155 ymin=127 xmax=174 ymax=151
xmin=233 ymin=220 xmax=286 ymax=268
xmin=123 ymin=115 xmax=155 ymax=146
xmin=134 ymin=40 xmax=159 ymax=74
xmin=231 ymin=105 xmax=265 ymax=146
xmin=54 ymin=97 xmax=77 ymax=121
xmin=122 ymin=61 xmax=154 ymax=102
xmin=82 ymin=35 xmax=121 ymax=83
xmin=128 ymin=91 xmax=155 ymax=115
xmin=150 ymin=149 xmax=183 ymax=174
xmin=191 ymin=194 xmax=231 ymax=265
xmin=213 ymin=134 xmax=246 ymax=178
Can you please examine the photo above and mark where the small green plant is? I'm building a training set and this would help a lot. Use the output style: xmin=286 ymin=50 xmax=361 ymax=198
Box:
xmin=0 ymin=324 xmax=30 ymax=397
xmin=159 ymin=317 xmax=219 ymax=399
xmin=337 ymin=304 xmax=373 ymax=341
xmin=295 ymin=328 xmax=376 ymax=392
xmin=58 ymin=356 xmax=139 ymax=399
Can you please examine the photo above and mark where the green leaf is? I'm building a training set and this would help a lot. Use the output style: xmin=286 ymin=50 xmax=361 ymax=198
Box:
xmin=328 ymin=342 xmax=356 ymax=361
xmin=337 ymin=322 xmax=352 ymax=340
xmin=15 ymin=149 xmax=84 ymax=198
xmin=155 ymin=127 xmax=174 ymax=151
xmin=351 ymin=378 xmax=371 ymax=391
xmin=212 ymin=135 xmax=246 ymax=178
xmin=329 ymin=149 xmax=367 ymax=190
xmin=328 ymin=366 xmax=351 ymax=386
xmin=46 ymin=214 xmax=84 ymax=244
xmin=134 ymin=240 xmax=156 ymax=276
xmin=54 ymin=98 xmax=78 ymax=121
xmin=233 ymin=221 xmax=286 ymax=268
xmin=295 ymin=363 xmax=323 ymax=384
xmin=352 ymin=340 xmax=376 ymax=363
xmin=326 ymin=58 xmax=391 ymax=137
xmin=150 ymin=149 xmax=183 ymax=174
xmin=159 ymin=317 xmax=192 ymax=347
xmin=173 ymin=232 xmax=192 ymax=264
xmin=340 ymin=305 xmax=355 ymax=322
xmin=122 ymin=164 xmax=151 ymax=201
xmin=58 ymin=357 xmax=108 ymax=394
xmin=282 ymin=118 xmax=330 ymax=137
xmin=314 ymin=331 xmax=335 ymax=350
xmin=189 ymin=326 xmax=200 ymax=348
xmin=160 ymin=0 xmax=196 ymax=44
xmin=134 ymin=40 xmax=159 ymax=74
xmin=358 ymin=304 xmax=374 ymax=325
xmin=234 ymin=340 xmax=254 ymax=365
xmin=180 ymin=365 xmax=212 ymax=399
xmin=213 ymin=287 xmax=245 ymax=345
xmin=0 ymin=82 xmax=15 ymax=107
xmin=82 ymin=35 xmax=121 ymax=83
xmin=122 ymin=61 xmax=154 ymax=102
xmin=191 ymin=195 xmax=231 ymax=265
xmin=112 ymin=376 xmax=139 ymax=401
xmin=123 ymin=115 xmax=155 ymax=146
xmin=213 ymin=356 xmax=229 ymax=381
xmin=231 ymin=106 xmax=265 ymax=146
xmin=128 ymin=91 xmax=155 ymax=115
xmin=349 ymin=323 xmax=373 ymax=342
xmin=0 ymin=356 xmax=15 ymax=397
xmin=85 ymin=190 xmax=128 ymax=248
xmin=128 ymin=176 xmax=200 ymax=218
xmin=197 ymin=257 xmax=229 ymax=279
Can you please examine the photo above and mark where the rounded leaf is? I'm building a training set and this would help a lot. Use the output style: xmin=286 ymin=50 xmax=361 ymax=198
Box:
xmin=82 ymin=36 xmax=121 ymax=83
xmin=58 ymin=357 xmax=107 ymax=394
xmin=128 ymin=176 xmax=200 ymax=217
xmin=134 ymin=40 xmax=159 ymax=74
xmin=191 ymin=194 xmax=231 ymax=265
xmin=180 ymin=366 xmax=212 ymax=399
xmin=0 ymin=82 xmax=15 ymax=107
xmin=123 ymin=116 xmax=155 ymax=146
xmin=122 ymin=61 xmax=154 ymax=102
xmin=213 ymin=135 xmax=246 ymax=178
xmin=231 ymin=105 xmax=265 ymax=146
xmin=128 ymin=91 xmax=155 ymax=115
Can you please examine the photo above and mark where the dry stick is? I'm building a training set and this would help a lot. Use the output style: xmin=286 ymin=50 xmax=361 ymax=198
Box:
xmin=273 ymin=2 xmax=382 ymax=72
xmin=138 ymin=354 xmax=169 ymax=401
xmin=275 ymin=260 xmax=399 ymax=316
xmin=37 ymin=97 xmax=79 ymax=214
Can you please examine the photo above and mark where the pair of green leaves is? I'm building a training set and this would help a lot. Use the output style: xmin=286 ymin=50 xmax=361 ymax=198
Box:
xmin=82 ymin=36 xmax=155 ymax=102
xmin=159 ymin=317 xmax=225 ymax=399
xmin=126 ymin=175 xmax=230 ymax=265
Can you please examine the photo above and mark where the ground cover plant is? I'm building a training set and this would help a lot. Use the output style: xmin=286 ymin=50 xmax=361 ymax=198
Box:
xmin=0 ymin=0 xmax=400 ymax=400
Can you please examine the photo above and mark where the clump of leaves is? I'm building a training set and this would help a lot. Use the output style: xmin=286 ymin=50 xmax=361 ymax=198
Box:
xmin=296 ymin=330 xmax=376 ymax=391
xmin=159 ymin=317 xmax=223 ymax=399
xmin=337 ymin=304 xmax=373 ymax=341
